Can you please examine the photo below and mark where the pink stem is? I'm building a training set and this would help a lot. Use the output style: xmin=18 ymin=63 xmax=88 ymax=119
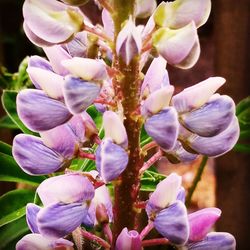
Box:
xmin=78 ymin=151 xmax=96 ymax=160
xmin=142 ymin=238 xmax=170 ymax=247
xmin=84 ymin=24 xmax=112 ymax=43
xmin=103 ymin=223 xmax=113 ymax=244
xmin=80 ymin=229 xmax=111 ymax=249
xmin=141 ymin=141 xmax=158 ymax=153
xmin=139 ymin=150 xmax=163 ymax=175
xmin=140 ymin=221 xmax=154 ymax=240
xmin=94 ymin=98 xmax=116 ymax=107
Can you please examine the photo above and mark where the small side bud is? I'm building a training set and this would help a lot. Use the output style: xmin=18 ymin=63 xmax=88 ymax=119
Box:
xmin=116 ymin=18 xmax=142 ymax=65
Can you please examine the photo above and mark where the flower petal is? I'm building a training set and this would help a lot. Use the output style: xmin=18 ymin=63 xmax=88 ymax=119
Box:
xmin=28 ymin=56 xmax=53 ymax=76
xmin=37 ymin=173 xmax=94 ymax=206
xmin=43 ymin=45 xmax=71 ymax=76
xmin=115 ymin=228 xmax=142 ymax=250
xmin=186 ymin=116 xmax=240 ymax=157
xmin=16 ymin=233 xmax=73 ymax=250
xmin=164 ymin=141 xmax=197 ymax=164
xmin=40 ymin=114 xmax=86 ymax=158
xmin=61 ymin=57 xmax=108 ymax=81
xmin=84 ymin=185 xmax=113 ymax=226
xmin=141 ymin=56 xmax=168 ymax=97
xmin=26 ymin=203 xmax=41 ymax=233
xmin=102 ymin=8 xmax=114 ymax=39
xmin=23 ymin=22 xmax=54 ymax=47
xmin=181 ymin=95 xmax=235 ymax=137
xmin=141 ymin=86 xmax=174 ymax=117
xmin=153 ymin=21 xmax=199 ymax=69
xmin=172 ymin=77 xmax=226 ymax=113
xmin=65 ymin=31 xmax=88 ymax=57
xmin=154 ymin=0 xmax=211 ymax=29
xmin=177 ymin=186 xmax=186 ymax=203
xmin=17 ymin=89 xmax=72 ymax=132
xmin=103 ymin=111 xmax=128 ymax=148
xmin=116 ymin=18 xmax=142 ymax=65
xmin=37 ymin=202 xmax=88 ymax=239
xmin=96 ymin=138 xmax=129 ymax=183
xmin=23 ymin=0 xmax=83 ymax=44
xmin=63 ymin=76 xmax=101 ymax=114
xmin=135 ymin=0 xmax=157 ymax=18
xmin=144 ymin=107 xmax=179 ymax=151
xmin=154 ymin=201 xmax=189 ymax=245
xmin=13 ymin=134 xmax=64 ymax=175
xmin=27 ymin=67 xmax=64 ymax=99
xmin=188 ymin=232 xmax=236 ymax=250
xmin=146 ymin=173 xmax=182 ymax=215
xmin=188 ymin=208 xmax=221 ymax=242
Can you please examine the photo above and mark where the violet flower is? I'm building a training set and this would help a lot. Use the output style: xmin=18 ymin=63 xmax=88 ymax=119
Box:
xmin=13 ymin=114 xmax=87 ymax=175
xmin=16 ymin=233 xmax=74 ymax=250
xmin=115 ymin=228 xmax=142 ymax=250
xmin=146 ymin=173 xmax=189 ymax=245
xmin=26 ymin=174 xmax=95 ymax=239
xmin=23 ymin=0 xmax=83 ymax=46
xmin=96 ymin=111 xmax=129 ymax=183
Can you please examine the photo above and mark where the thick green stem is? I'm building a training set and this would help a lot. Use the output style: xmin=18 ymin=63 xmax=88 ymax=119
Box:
xmin=185 ymin=156 xmax=208 ymax=207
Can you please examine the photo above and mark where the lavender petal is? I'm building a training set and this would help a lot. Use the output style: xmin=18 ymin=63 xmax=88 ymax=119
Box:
xmin=13 ymin=134 xmax=64 ymax=175
xmin=144 ymin=107 xmax=179 ymax=151
xmin=154 ymin=201 xmax=189 ymax=245
xmin=17 ymin=89 xmax=72 ymax=132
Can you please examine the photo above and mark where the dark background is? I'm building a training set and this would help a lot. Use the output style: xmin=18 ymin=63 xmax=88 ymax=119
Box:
xmin=0 ymin=0 xmax=250 ymax=249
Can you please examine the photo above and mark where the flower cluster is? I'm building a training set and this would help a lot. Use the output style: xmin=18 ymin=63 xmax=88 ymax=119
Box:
xmin=13 ymin=0 xmax=238 ymax=249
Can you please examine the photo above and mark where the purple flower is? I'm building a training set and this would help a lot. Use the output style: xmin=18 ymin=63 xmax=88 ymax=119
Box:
xmin=96 ymin=138 xmax=129 ymax=183
xmin=23 ymin=0 xmax=83 ymax=46
xmin=187 ymin=232 xmax=236 ymax=250
xmin=144 ymin=107 xmax=179 ymax=151
xmin=16 ymin=233 xmax=73 ymax=250
xmin=154 ymin=0 xmax=211 ymax=29
xmin=115 ymin=228 xmax=142 ymax=250
xmin=83 ymin=185 xmax=113 ymax=227
xmin=116 ymin=18 xmax=142 ymax=65
xmin=188 ymin=208 xmax=221 ymax=242
xmin=13 ymin=115 xmax=87 ymax=175
xmin=146 ymin=173 xmax=189 ymax=245
xmin=17 ymin=89 xmax=72 ymax=132
xmin=26 ymin=174 xmax=95 ymax=239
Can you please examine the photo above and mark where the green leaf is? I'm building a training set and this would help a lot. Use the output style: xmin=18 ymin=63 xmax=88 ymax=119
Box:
xmin=236 ymin=96 xmax=250 ymax=116
xmin=0 ymin=152 xmax=46 ymax=185
xmin=0 ymin=141 xmax=12 ymax=156
xmin=233 ymin=143 xmax=250 ymax=154
xmin=86 ymin=105 xmax=103 ymax=131
xmin=0 ymin=189 xmax=35 ymax=227
xmin=140 ymin=170 xmax=166 ymax=191
xmin=0 ymin=115 xmax=19 ymax=129
xmin=1 ymin=90 xmax=34 ymax=134
xmin=0 ymin=216 xmax=29 ymax=249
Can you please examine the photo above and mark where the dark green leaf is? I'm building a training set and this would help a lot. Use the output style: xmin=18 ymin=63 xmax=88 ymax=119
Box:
xmin=1 ymin=90 xmax=34 ymax=134
xmin=0 ymin=189 xmax=35 ymax=227
xmin=86 ymin=105 xmax=103 ymax=131
xmin=0 ymin=141 xmax=12 ymax=156
xmin=233 ymin=143 xmax=250 ymax=154
xmin=236 ymin=96 xmax=250 ymax=116
xmin=0 ymin=152 xmax=46 ymax=185
xmin=0 ymin=115 xmax=19 ymax=129
xmin=0 ymin=216 xmax=29 ymax=249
